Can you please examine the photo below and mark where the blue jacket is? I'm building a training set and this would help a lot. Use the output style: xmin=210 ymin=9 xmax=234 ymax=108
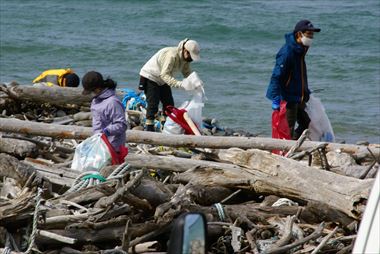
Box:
xmin=91 ymin=88 xmax=127 ymax=152
xmin=266 ymin=32 xmax=310 ymax=104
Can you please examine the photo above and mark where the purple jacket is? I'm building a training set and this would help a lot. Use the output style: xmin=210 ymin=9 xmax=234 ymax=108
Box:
xmin=91 ymin=88 xmax=127 ymax=151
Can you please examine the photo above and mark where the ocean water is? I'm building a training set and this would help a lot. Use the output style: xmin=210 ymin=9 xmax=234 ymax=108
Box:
xmin=1 ymin=0 xmax=379 ymax=143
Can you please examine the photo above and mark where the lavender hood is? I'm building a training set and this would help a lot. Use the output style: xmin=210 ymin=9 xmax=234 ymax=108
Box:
xmin=91 ymin=88 xmax=127 ymax=151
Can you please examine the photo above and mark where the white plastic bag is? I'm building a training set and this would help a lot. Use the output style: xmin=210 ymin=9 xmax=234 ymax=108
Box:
xmin=181 ymin=76 xmax=206 ymax=129
xmin=182 ymin=72 xmax=204 ymax=91
xmin=162 ymin=116 xmax=185 ymax=135
xmin=71 ymin=133 xmax=112 ymax=172
xmin=163 ymin=72 xmax=205 ymax=134
xmin=305 ymin=95 xmax=335 ymax=142
xmin=181 ymin=98 xmax=204 ymax=129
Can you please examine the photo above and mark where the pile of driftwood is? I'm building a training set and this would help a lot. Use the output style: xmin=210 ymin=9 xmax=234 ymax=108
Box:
xmin=0 ymin=83 xmax=379 ymax=253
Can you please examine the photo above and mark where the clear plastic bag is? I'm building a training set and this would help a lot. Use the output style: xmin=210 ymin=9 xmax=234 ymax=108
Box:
xmin=71 ymin=133 xmax=112 ymax=172
xmin=305 ymin=95 xmax=335 ymax=142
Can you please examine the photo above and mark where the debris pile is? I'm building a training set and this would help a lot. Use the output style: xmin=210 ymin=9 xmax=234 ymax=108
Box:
xmin=0 ymin=83 xmax=379 ymax=253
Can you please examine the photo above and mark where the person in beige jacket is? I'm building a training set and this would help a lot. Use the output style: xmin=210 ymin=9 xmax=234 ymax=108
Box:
xmin=139 ymin=38 xmax=201 ymax=131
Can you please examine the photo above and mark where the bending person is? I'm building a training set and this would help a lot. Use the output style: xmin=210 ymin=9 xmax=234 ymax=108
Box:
xmin=139 ymin=38 xmax=201 ymax=131
xmin=82 ymin=71 xmax=128 ymax=163
xmin=33 ymin=68 xmax=80 ymax=87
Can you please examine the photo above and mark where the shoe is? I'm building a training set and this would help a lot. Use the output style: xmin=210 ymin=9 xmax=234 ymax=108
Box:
xmin=146 ymin=125 xmax=155 ymax=132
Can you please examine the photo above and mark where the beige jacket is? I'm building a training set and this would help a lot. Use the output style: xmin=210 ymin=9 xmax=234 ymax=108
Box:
xmin=139 ymin=39 xmax=192 ymax=88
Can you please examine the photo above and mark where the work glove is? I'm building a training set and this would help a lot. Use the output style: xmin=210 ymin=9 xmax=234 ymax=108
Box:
xmin=182 ymin=72 xmax=204 ymax=91
xmin=272 ymin=97 xmax=280 ymax=110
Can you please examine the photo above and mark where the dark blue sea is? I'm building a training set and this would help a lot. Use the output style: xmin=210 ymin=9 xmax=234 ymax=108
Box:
xmin=1 ymin=0 xmax=379 ymax=143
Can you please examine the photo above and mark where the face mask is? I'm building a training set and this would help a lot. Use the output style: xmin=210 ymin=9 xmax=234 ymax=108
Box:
xmin=301 ymin=33 xmax=313 ymax=47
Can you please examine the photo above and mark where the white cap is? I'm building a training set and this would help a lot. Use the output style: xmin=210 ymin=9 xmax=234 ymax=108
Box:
xmin=184 ymin=40 xmax=200 ymax=62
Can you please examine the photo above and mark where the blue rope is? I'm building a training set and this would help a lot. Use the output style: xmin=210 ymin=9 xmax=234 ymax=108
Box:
xmin=121 ymin=88 xmax=147 ymax=110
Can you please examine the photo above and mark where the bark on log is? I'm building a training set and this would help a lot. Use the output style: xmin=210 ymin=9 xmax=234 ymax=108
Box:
xmin=0 ymin=137 xmax=37 ymax=158
xmin=0 ymin=83 xmax=92 ymax=107
xmin=0 ymin=153 xmax=36 ymax=185
xmin=0 ymin=118 xmax=92 ymax=139
xmin=125 ymin=130 xmax=380 ymax=158
xmin=128 ymin=153 xmax=372 ymax=220
xmin=0 ymin=83 xmax=126 ymax=108
xmin=22 ymin=159 xmax=78 ymax=188
xmin=1 ymin=118 xmax=378 ymax=157
xmin=35 ymin=221 xmax=159 ymax=247
xmin=136 ymin=152 xmax=371 ymax=219
xmin=216 ymin=148 xmax=373 ymax=219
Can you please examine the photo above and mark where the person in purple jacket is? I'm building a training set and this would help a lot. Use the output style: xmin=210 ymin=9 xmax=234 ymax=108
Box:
xmin=82 ymin=71 xmax=128 ymax=162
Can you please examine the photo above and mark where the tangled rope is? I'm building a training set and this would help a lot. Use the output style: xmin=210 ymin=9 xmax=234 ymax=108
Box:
xmin=24 ymin=187 xmax=43 ymax=254
xmin=66 ymin=162 xmax=130 ymax=193
xmin=214 ymin=203 xmax=226 ymax=222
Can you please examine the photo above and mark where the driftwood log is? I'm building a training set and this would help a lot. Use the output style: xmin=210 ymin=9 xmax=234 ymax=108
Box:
xmin=127 ymin=152 xmax=373 ymax=219
xmin=0 ymin=83 xmax=92 ymax=107
xmin=0 ymin=83 xmax=370 ymax=253
xmin=0 ymin=83 xmax=126 ymax=108
xmin=1 ymin=118 xmax=379 ymax=158
xmin=0 ymin=137 xmax=37 ymax=158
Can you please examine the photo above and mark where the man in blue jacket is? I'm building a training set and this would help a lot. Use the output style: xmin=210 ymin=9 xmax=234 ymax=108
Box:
xmin=266 ymin=20 xmax=321 ymax=140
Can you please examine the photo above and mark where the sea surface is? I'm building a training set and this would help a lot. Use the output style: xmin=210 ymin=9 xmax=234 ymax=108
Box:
xmin=1 ymin=0 xmax=379 ymax=143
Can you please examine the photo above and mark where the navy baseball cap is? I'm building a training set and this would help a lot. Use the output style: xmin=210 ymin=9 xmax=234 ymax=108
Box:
xmin=294 ymin=20 xmax=321 ymax=33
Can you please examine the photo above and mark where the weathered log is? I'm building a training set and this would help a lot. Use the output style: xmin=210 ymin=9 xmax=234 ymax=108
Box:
xmin=0 ymin=83 xmax=92 ymax=107
xmin=217 ymin=148 xmax=373 ymax=219
xmin=0 ymin=137 xmax=37 ymax=158
xmin=35 ymin=221 xmax=159 ymax=247
xmin=135 ymin=151 xmax=371 ymax=219
xmin=125 ymin=130 xmax=380 ymax=158
xmin=22 ymin=159 xmax=78 ymax=188
xmin=0 ymin=153 xmax=37 ymax=185
xmin=127 ymin=153 xmax=371 ymax=220
xmin=1 ymin=118 xmax=378 ymax=157
xmin=0 ymin=190 xmax=35 ymax=223
xmin=0 ymin=118 xmax=92 ymax=139
xmin=128 ymin=153 xmax=372 ymax=220
xmin=3 ymin=148 xmax=370 ymax=220
xmin=0 ymin=153 xmax=75 ymax=191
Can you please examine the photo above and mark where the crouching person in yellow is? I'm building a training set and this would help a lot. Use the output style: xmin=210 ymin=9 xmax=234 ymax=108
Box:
xmin=33 ymin=68 xmax=80 ymax=87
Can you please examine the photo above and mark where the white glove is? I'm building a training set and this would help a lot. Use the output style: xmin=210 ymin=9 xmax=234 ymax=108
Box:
xmin=181 ymin=77 xmax=195 ymax=91
xmin=182 ymin=72 xmax=204 ymax=91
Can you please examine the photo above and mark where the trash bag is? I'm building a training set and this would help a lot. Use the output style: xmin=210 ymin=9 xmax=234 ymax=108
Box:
xmin=162 ymin=114 xmax=185 ymax=135
xmin=180 ymin=92 xmax=204 ymax=129
xmin=305 ymin=95 xmax=335 ymax=142
xmin=180 ymin=75 xmax=205 ymax=129
xmin=163 ymin=72 xmax=205 ymax=135
xmin=182 ymin=71 xmax=204 ymax=91
xmin=272 ymin=101 xmax=291 ymax=155
xmin=71 ymin=133 xmax=112 ymax=172
xmin=272 ymin=101 xmax=291 ymax=140
xmin=164 ymin=106 xmax=196 ymax=135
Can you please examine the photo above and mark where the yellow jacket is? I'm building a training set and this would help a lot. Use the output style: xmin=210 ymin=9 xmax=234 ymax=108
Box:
xmin=33 ymin=69 xmax=74 ymax=87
